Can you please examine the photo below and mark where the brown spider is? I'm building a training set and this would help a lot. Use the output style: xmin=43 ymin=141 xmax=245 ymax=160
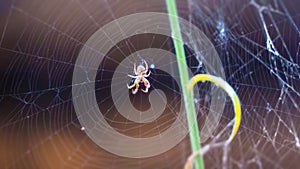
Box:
xmin=127 ymin=60 xmax=151 ymax=94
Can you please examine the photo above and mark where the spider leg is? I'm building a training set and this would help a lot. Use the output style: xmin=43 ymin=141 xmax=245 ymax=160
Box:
xmin=144 ymin=70 xmax=151 ymax=77
xmin=144 ymin=60 xmax=148 ymax=72
xmin=141 ymin=78 xmax=150 ymax=93
xmin=134 ymin=63 xmax=137 ymax=75
xmin=141 ymin=87 xmax=149 ymax=93
xmin=144 ymin=78 xmax=150 ymax=87
xmin=127 ymin=82 xmax=136 ymax=89
xmin=132 ymin=83 xmax=139 ymax=94
xmin=128 ymin=74 xmax=137 ymax=78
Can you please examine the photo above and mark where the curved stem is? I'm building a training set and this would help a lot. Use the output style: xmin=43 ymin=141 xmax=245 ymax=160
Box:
xmin=188 ymin=74 xmax=241 ymax=142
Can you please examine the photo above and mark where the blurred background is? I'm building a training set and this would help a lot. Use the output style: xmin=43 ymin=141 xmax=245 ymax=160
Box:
xmin=0 ymin=0 xmax=300 ymax=168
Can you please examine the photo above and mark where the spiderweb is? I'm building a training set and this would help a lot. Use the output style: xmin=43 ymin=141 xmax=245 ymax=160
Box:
xmin=0 ymin=0 xmax=299 ymax=169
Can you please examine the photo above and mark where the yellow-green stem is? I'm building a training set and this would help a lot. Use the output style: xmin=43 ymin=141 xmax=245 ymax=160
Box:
xmin=165 ymin=0 xmax=205 ymax=168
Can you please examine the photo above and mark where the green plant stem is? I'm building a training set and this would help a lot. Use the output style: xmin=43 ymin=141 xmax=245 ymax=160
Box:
xmin=165 ymin=0 xmax=205 ymax=169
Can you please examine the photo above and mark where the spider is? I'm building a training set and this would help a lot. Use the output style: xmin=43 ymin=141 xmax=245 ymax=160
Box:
xmin=127 ymin=60 xmax=151 ymax=94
